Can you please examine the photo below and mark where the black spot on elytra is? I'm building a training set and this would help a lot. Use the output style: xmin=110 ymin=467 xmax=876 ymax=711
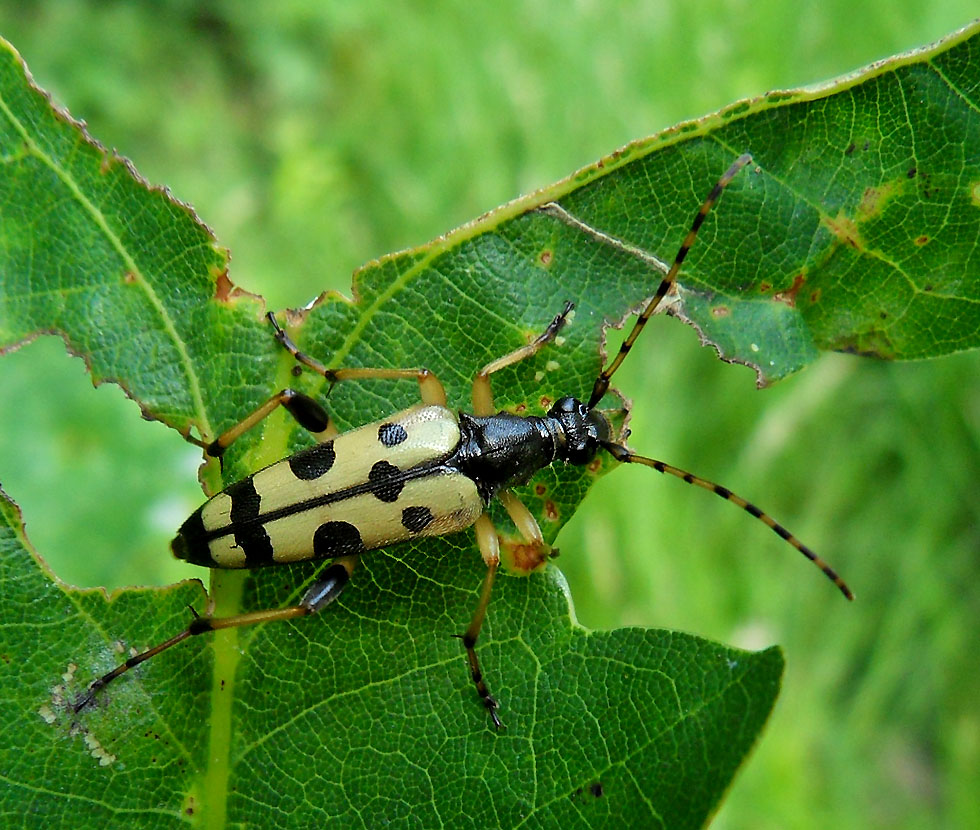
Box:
xmin=401 ymin=506 xmax=434 ymax=533
xmin=227 ymin=477 xmax=261 ymax=519
xmin=369 ymin=460 xmax=404 ymax=502
xmin=378 ymin=422 xmax=408 ymax=447
xmin=313 ymin=521 xmax=365 ymax=558
xmin=227 ymin=477 xmax=273 ymax=564
xmin=289 ymin=440 xmax=336 ymax=480
xmin=173 ymin=509 xmax=208 ymax=564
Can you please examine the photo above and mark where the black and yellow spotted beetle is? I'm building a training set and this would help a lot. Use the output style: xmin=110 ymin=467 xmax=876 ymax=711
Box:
xmin=74 ymin=154 xmax=852 ymax=727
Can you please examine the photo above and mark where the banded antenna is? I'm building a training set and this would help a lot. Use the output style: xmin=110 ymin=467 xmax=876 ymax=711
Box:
xmin=587 ymin=153 xmax=853 ymax=600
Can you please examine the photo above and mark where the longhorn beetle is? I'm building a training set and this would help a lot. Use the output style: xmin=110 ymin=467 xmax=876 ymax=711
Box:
xmin=73 ymin=153 xmax=852 ymax=727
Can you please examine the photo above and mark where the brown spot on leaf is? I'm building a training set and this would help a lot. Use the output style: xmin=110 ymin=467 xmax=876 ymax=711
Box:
xmin=539 ymin=396 xmax=552 ymax=409
xmin=515 ymin=403 xmax=527 ymax=413
xmin=758 ymin=281 xmax=772 ymax=293
xmin=214 ymin=270 xmax=235 ymax=303
xmin=587 ymin=457 xmax=602 ymax=473
xmin=711 ymin=305 xmax=730 ymax=319
xmin=538 ymin=249 xmax=554 ymax=267
xmin=810 ymin=289 xmax=821 ymax=304
xmin=211 ymin=268 xmax=262 ymax=306
xmin=123 ymin=270 xmax=137 ymax=284
xmin=502 ymin=539 xmax=551 ymax=574
xmin=914 ymin=235 xmax=929 ymax=246
xmin=858 ymin=188 xmax=878 ymax=217
xmin=544 ymin=499 xmax=559 ymax=521
xmin=774 ymin=273 xmax=806 ymax=308
xmin=823 ymin=213 xmax=864 ymax=250
xmin=857 ymin=181 xmax=902 ymax=220
xmin=534 ymin=483 xmax=547 ymax=495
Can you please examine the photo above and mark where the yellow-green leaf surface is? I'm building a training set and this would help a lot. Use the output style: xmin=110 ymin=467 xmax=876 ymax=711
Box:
xmin=1 ymin=19 xmax=979 ymax=830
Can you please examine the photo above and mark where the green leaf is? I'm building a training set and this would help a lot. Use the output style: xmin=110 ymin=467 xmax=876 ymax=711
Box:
xmin=1 ymin=18 xmax=978 ymax=829
xmin=2 ymin=487 xmax=782 ymax=827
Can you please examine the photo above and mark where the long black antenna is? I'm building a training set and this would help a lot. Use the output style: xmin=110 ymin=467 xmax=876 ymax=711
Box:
xmin=588 ymin=153 xmax=753 ymax=409
xmin=588 ymin=153 xmax=852 ymax=599
xmin=601 ymin=441 xmax=854 ymax=599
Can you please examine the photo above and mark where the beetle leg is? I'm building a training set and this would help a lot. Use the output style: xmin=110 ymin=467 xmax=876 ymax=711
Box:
xmin=207 ymin=388 xmax=336 ymax=458
xmin=213 ymin=309 xmax=453 ymax=457
xmin=322 ymin=366 xmax=447 ymax=407
xmin=73 ymin=557 xmax=359 ymax=713
xmin=455 ymin=513 xmax=502 ymax=728
xmin=498 ymin=489 xmax=553 ymax=566
xmin=498 ymin=491 xmax=545 ymax=547
xmin=267 ymin=312 xmax=447 ymax=406
xmin=471 ymin=302 xmax=573 ymax=416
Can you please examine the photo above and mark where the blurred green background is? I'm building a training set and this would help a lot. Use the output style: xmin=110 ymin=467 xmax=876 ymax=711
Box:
xmin=1 ymin=2 xmax=978 ymax=828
